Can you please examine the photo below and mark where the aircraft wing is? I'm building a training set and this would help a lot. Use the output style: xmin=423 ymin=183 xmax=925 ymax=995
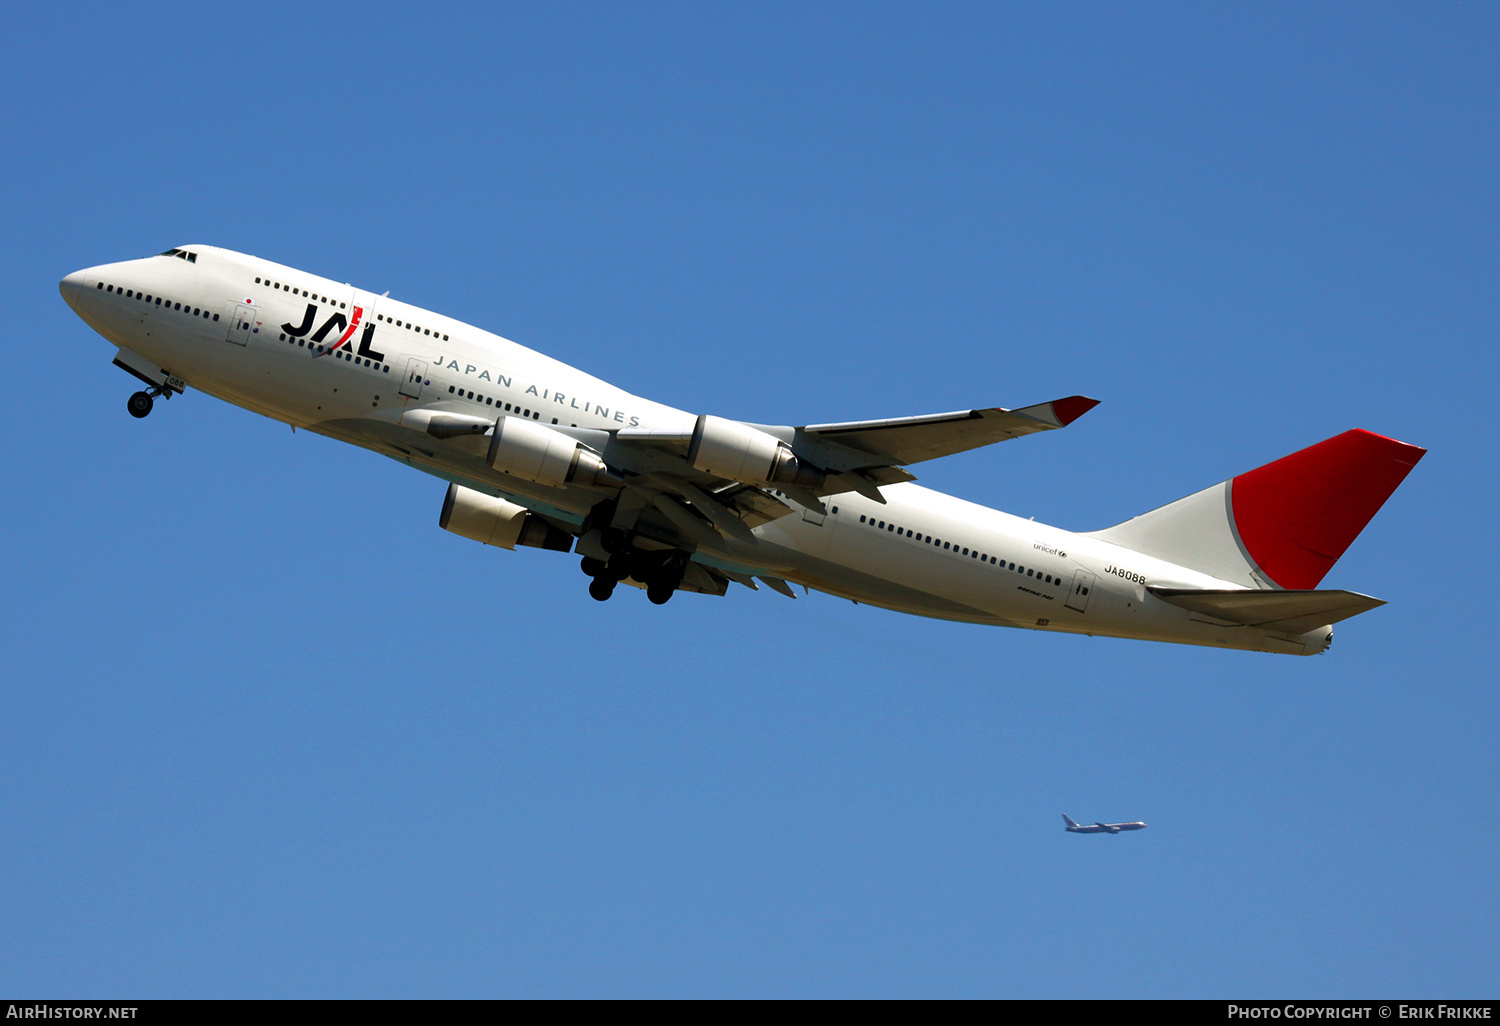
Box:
xmin=798 ymin=396 xmax=1099 ymax=470
xmin=610 ymin=396 xmax=1098 ymax=521
xmin=524 ymin=395 xmax=1098 ymax=577
xmin=620 ymin=474 xmax=799 ymax=537
xmin=1148 ymin=587 xmax=1386 ymax=633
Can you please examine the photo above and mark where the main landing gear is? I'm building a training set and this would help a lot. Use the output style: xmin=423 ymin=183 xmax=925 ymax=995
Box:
xmin=577 ymin=499 xmax=687 ymax=605
xmin=581 ymin=557 xmax=616 ymax=601
xmin=127 ymin=383 xmax=173 ymax=419
xmin=580 ymin=553 xmax=684 ymax=604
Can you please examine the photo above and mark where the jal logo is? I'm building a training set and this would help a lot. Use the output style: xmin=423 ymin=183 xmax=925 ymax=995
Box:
xmin=282 ymin=303 xmax=385 ymax=361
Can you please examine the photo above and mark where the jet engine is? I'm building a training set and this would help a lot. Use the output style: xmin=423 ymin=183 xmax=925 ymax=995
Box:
xmin=487 ymin=416 xmax=623 ymax=490
xmin=439 ymin=484 xmax=574 ymax=551
xmin=686 ymin=415 xmax=826 ymax=489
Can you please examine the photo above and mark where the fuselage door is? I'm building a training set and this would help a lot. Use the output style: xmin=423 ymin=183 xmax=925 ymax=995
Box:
xmin=1065 ymin=569 xmax=1096 ymax=613
xmin=400 ymin=357 xmax=428 ymax=399
xmin=225 ymin=299 xmax=257 ymax=346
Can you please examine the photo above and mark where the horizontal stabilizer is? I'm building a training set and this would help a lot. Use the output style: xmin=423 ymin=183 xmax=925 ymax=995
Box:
xmin=801 ymin=395 xmax=1099 ymax=468
xmin=1148 ymin=587 xmax=1386 ymax=633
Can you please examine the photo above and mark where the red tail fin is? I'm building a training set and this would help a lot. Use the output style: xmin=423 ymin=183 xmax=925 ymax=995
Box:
xmin=1230 ymin=430 xmax=1426 ymax=589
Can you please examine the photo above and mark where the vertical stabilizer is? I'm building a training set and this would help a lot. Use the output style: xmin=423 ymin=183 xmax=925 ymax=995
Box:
xmin=1088 ymin=430 xmax=1425 ymax=589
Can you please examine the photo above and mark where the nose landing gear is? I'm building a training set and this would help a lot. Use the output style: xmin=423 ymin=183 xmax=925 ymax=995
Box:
xmin=127 ymin=392 xmax=153 ymax=418
xmin=126 ymin=383 xmax=174 ymax=419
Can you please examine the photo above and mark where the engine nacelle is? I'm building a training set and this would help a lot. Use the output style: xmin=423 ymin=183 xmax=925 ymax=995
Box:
xmin=687 ymin=415 xmax=826 ymax=489
xmin=438 ymin=484 xmax=574 ymax=551
xmin=486 ymin=416 xmax=623 ymax=490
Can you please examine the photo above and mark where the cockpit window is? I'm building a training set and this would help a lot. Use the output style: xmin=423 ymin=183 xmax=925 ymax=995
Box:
xmin=157 ymin=248 xmax=198 ymax=263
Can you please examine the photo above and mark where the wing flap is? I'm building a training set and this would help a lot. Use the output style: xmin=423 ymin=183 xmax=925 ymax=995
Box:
xmin=800 ymin=395 xmax=1098 ymax=467
xmin=1148 ymin=587 xmax=1386 ymax=633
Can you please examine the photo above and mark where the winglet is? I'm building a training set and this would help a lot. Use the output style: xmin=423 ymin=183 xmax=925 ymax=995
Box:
xmin=1010 ymin=396 xmax=1100 ymax=428
xmin=1050 ymin=395 xmax=1101 ymax=426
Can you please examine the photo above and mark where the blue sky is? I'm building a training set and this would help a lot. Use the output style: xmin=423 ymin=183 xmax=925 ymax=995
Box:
xmin=2 ymin=2 xmax=1496 ymax=997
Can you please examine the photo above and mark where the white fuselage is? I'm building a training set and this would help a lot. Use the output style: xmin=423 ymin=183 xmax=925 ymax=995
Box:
xmin=61 ymin=246 xmax=1331 ymax=655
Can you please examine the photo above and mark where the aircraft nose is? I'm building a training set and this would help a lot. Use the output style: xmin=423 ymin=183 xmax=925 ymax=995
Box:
xmin=59 ymin=268 xmax=92 ymax=312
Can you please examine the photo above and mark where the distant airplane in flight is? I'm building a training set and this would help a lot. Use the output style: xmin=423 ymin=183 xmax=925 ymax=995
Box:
xmin=60 ymin=245 xmax=1426 ymax=654
xmin=1063 ymin=814 xmax=1147 ymax=834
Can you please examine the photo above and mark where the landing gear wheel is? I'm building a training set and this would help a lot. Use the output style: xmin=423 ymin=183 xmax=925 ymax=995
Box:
xmin=646 ymin=581 xmax=676 ymax=605
xmin=588 ymin=577 xmax=616 ymax=602
xmin=580 ymin=556 xmax=606 ymax=579
xmin=605 ymin=553 xmax=636 ymax=583
xmin=127 ymin=391 xmax=154 ymax=418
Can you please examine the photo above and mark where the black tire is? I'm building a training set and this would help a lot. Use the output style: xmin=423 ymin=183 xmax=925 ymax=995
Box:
xmin=580 ymin=556 xmax=606 ymax=579
xmin=588 ymin=578 xmax=616 ymax=602
xmin=647 ymin=582 xmax=675 ymax=605
xmin=127 ymin=391 xmax=154 ymax=418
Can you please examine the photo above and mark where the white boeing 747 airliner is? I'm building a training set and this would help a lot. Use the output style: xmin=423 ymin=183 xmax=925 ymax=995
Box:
xmin=60 ymin=246 xmax=1425 ymax=655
